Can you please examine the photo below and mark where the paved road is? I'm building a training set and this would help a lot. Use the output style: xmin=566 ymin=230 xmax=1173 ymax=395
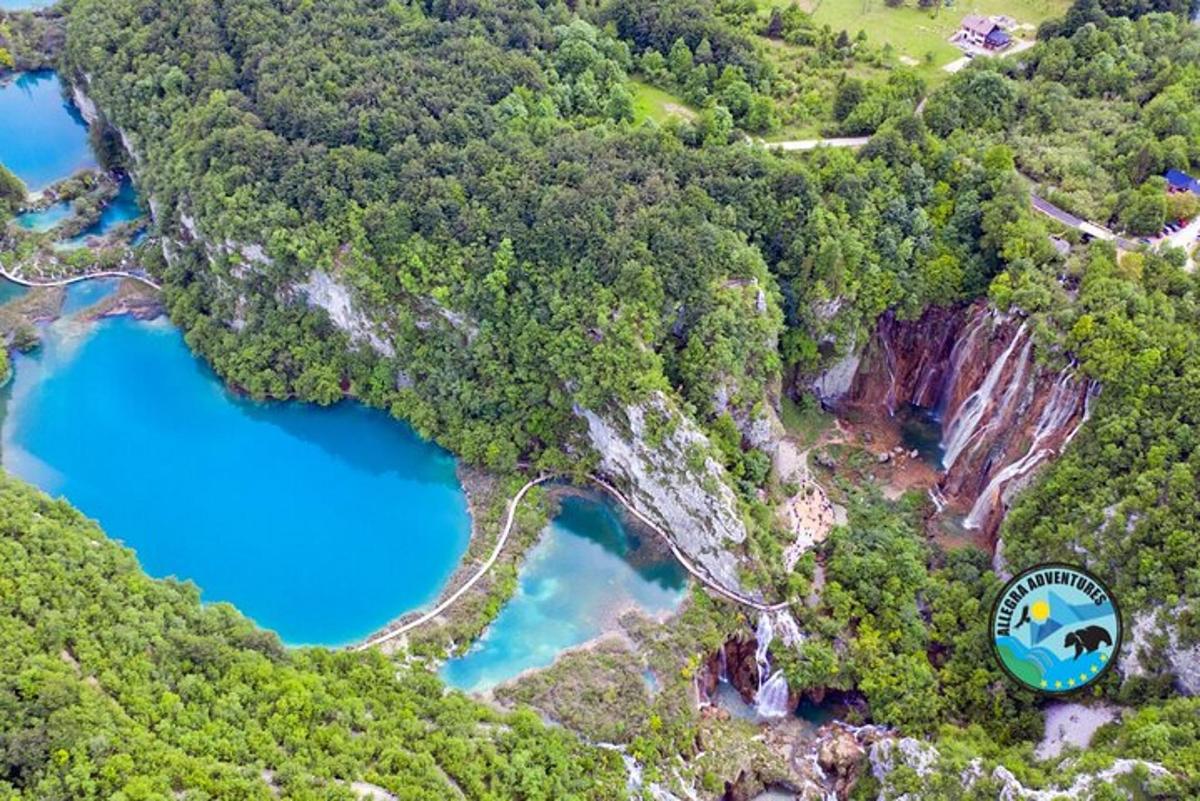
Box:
xmin=764 ymin=137 xmax=869 ymax=152
xmin=1030 ymin=195 xmax=1138 ymax=250
xmin=1159 ymin=215 xmax=1200 ymax=271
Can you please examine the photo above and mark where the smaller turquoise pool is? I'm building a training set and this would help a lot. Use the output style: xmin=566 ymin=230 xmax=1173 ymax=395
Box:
xmin=14 ymin=200 xmax=73 ymax=232
xmin=67 ymin=177 xmax=141 ymax=243
xmin=441 ymin=494 xmax=687 ymax=693
xmin=0 ymin=278 xmax=28 ymax=306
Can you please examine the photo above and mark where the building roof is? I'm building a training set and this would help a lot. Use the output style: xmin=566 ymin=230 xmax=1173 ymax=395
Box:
xmin=961 ymin=14 xmax=998 ymax=36
xmin=1166 ymin=168 xmax=1200 ymax=193
xmin=985 ymin=28 xmax=1012 ymax=47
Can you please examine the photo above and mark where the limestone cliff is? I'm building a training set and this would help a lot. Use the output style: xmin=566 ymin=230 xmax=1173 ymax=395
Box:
xmin=299 ymin=269 xmax=396 ymax=357
xmin=580 ymin=392 xmax=752 ymax=596
xmin=1120 ymin=604 xmax=1200 ymax=696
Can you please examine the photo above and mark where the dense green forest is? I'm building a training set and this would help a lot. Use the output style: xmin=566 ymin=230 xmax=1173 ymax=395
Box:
xmin=0 ymin=475 xmax=627 ymax=800
xmin=60 ymin=0 xmax=1034 ymax=472
xmin=928 ymin=1 xmax=1200 ymax=233
xmin=0 ymin=0 xmax=1192 ymax=795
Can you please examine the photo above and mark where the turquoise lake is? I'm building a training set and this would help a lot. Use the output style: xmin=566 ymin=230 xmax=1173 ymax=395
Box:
xmin=1 ymin=294 xmax=473 ymax=646
xmin=14 ymin=200 xmax=73 ymax=232
xmin=442 ymin=494 xmax=687 ymax=692
xmin=68 ymin=177 xmax=141 ymax=242
xmin=0 ymin=1 xmax=57 ymax=8
xmin=0 ymin=71 xmax=96 ymax=191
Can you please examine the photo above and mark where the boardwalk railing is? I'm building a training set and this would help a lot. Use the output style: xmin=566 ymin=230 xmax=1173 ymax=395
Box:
xmin=356 ymin=473 xmax=790 ymax=651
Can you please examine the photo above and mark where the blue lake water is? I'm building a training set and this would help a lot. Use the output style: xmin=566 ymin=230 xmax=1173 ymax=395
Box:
xmin=59 ymin=276 xmax=119 ymax=315
xmin=0 ymin=1 xmax=58 ymax=8
xmin=0 ymin=278 xmax=28 ymax=305
xmin=1 ymin=299 xmax=472 ymax=646
xmin=14 ymin=200 xmax=73 ymax=232
xmin=68 ymin=177 xmax=141 ymax=242
xmin=442 ymin=494 xmax=687 ymax=692
xmin=0 ymin=71 xmax=96 ymax=191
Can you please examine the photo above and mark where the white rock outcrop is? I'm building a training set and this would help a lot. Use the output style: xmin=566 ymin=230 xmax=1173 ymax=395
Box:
xmin=300 ymin=269 xmax=395 ymax=357
xmin=811 ymin=350 xmax=860 ymax=403
xmin=1120 ymin=603 xmax=1200 ymax=695
xmin=580 ymin=392 xmax=750 ymax=595
xmin=1035 ymin=702 xmax=1120 ymax=760
xmin=868 ymin=734 xmax=1170 ymax=801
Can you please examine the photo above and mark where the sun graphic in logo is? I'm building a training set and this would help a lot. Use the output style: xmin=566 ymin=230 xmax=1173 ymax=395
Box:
xmin=1030 ymin=598 xmax=1051 ymax=623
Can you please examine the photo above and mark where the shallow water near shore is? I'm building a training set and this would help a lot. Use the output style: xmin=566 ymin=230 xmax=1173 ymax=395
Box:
xmin=441 ymin=494 xmax=687 ymax=692
xmin=1 ymin=298 xmax=472 ymax=646
xmin=67 ymin=177 xmax=142 ymax=242
xmin=0 ymin=71 xmax=96 ymax=190
xmin=14 ymin=199 xmax=73 ymax=231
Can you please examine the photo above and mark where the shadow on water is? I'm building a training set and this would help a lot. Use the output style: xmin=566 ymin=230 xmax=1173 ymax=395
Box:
xmin=553 ymin=490 xmax=688 ymax=592
xmin=237 ymin=399 xmax=461 ymax=486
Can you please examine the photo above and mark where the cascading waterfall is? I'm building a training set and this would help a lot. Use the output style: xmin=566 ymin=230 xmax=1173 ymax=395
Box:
xmin=754 ymin=670 xmax=791 ymax=718
xmin=927 ymin=486 xmax=947 ymax=512
xmin=754 ymin=612 xmax=774 ymax=691
xmin=963 ymin=370 xmax=1090 ymax=529
xmin=842 ymin=301 xmax=1101 ymax=537
xmin=881 ymin=334 xmax=898 ymax=416
xmin=941 ymin=323 xmax=1028 ymax=470
xmin=774 ymin=610 xmax=806 ymax=650
xmin=964 ymin=335 xmax=1033 ymax=463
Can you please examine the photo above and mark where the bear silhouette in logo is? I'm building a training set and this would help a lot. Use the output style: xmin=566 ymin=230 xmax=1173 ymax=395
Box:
xmin=1064 ymin=625 xmax=1112 ymax=659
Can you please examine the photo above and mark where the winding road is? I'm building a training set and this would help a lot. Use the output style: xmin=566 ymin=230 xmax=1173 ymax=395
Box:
xmin=763 ymin=136 xmax=869 ymax=152
xmin=355 ymin=473 xmax=790 ymax=651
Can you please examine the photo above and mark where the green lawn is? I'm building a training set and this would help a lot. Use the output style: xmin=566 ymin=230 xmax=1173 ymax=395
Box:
xmin=792 ymin=0 xmax=1070 ymax=71
xmin=630 ymin=79 xmax=698 ymax=125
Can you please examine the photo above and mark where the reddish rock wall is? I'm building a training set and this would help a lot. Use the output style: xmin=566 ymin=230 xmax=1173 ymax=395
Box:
xmin=840 ymin=303 xmax=1097 ymax=539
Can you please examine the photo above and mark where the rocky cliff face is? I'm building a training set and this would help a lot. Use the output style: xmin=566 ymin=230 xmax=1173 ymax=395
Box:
xmin=829 ymin=302 xmax=1097 ymax=539
xmin=1120 ymin=604 xmax=1200 ymax=696
xmin=580 ymin=392 xmax=752 ymax=596
xmin=299 ymin=269 xmax=396 ymax=357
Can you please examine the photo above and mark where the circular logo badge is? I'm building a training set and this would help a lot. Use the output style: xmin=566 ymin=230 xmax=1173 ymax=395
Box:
xmin=989 ymin=563 xmax=1121 ymax=693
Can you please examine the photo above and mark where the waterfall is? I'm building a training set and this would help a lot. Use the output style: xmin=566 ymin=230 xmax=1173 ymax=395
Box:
xmin=754 ymin=670 xmax=791 ymax=718
xmin=928 ymin=486 xmax=947 ymax=512
xmin=941 ymin=323 xmax=1027 ymax=470
xmin=963 ymin=370 xmax=1088 ymax=530
xmin=881 ymin=332 xmax=898 ymax=416
xmin=965 ymin=335 xmax=1033 ymax=462
xmin=718 ymin=644 xmax=729 ymax=683
xmin=774 ymin=611 xmax=806 ymax=650
xmin=942 ymin=309 xmax=989 ymax=407
xmin=755 ymin=613 xmax=775 ymax=690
